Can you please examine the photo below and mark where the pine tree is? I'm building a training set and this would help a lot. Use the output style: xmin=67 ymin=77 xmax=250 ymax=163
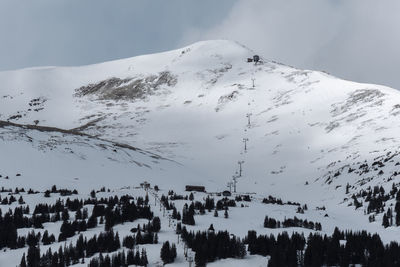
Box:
xmin=75 ymin=209 xmax=82 ymax=220
xmin=82 ymin=208 xmax=88 ymax=219
xmin=171 ymin=243 xmax=177 ymax=262
xmin=141 ymin=248 xmax=148 ymax=266
xmin=160 ymin=241 xmax=177 ymax=265
xmin=396 ymin=201 xmax=400 ymax=226
xmin=62 ymin=209 xmax=69 ymax=221
xmin=172 ymin=206 xmax=177 ymax=217
xmin=195 ymin=244 xmax=207 ymax=267
xmin=346 ymin=183 xmax=350 ymax=194
xmin=160 ymin=241 xmax=171 ymax=264
xmin=42 ymin=230 xmax=51 ymax=245
xmin=127 ymin=250 xmax=134 ymax=265
xmin=151 ymin=217 xmax=161 ymax=232
xmin=87 ymin=215 xmax=97 ymax=228
xmin=154 ymin=233 xmax=158 ymax=244
xmin=382 ymin=214 xmax=390 ymax=228
xmin=104 ymin=210 xmax=114 ymax=231
xmin=135 ymin=250 xmax=141 ymax=265
xmin=27 ymin=245 xmax=40 ymax=267
xmin=20 ymin=253 xmax=27 ymax=267
xmin=44 ymin=191 xmax=51 ymax=198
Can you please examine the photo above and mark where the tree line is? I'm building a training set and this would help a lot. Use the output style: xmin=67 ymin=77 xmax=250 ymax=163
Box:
xmin=180 ymin=226 xmax=246 ymax=266
xmin=246 ymin=227 xmax=400 ymax=266
xmin=264 ymin=216 xmax=322 ymax=231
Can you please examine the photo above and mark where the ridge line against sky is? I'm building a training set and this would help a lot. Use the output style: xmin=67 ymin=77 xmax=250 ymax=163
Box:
xmin=1 ymin=0 xmax=400 ymax=89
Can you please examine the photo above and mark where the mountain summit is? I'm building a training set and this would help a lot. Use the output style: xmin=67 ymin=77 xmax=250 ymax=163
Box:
xmin=1 ymin=39 xmax=400 ymax=210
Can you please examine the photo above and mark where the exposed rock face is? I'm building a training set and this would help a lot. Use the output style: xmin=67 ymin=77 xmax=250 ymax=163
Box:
xmin=75 ymin=71 xmax=177 ymax=101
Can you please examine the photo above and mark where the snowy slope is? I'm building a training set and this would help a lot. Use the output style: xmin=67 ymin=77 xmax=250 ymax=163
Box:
xmin=2 ymin=40 xmax=400 ymax=230
xmin=0 ymin=121 xmax=195 ymax=192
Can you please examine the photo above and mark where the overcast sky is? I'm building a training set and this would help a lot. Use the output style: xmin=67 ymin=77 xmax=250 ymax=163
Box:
xmin=1 ymin=0 xmax=400 ymax=89
xmin=0 ymin=0 xmax=235 ymax=70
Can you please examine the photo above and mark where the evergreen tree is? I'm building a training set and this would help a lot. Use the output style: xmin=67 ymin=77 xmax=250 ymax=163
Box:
xmin=383 ymin=214 xmax=390 ymax=228
xmin=20 ymin=253 xmax=27 ymax=267
xmin=141 ymin=248 xmax=148 ymax=266
xmin=75 ymin=209 xmax=82 ymax=220
xmin=170 ymin=243 xmax=177 ymax=261
xmin=161 ymin=241 xmax=173 ymax=264
xmin=27 ymin=245 xmax=40 ymax=267
xmin=87 ymin=215 xmax=97 ymax=229
xmin=154 ymin=233 xmax=158 ymax=244
xmin=61 ymin=209 xmax=69 ymax=221
xmin=396 ymin=201 xmax=400 ymax=226
xmin=151 ymin=216 xmax=161 ymax=232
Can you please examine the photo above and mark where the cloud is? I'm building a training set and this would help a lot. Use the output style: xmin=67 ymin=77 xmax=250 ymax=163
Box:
xmin=0 ymin=0 xmax=235 ymax=71
xmin=181 ymin=0 xmax=400 ymax=89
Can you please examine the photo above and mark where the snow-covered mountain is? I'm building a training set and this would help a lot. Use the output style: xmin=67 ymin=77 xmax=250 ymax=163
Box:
xmin=5 ymin=40 xmax=400 ymax=266
xmin=2 ymin=40 xmax=400 ymax=234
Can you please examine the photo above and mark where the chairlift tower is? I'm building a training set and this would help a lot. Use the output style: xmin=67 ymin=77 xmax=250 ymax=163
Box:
xmin=238 ymin=161 xmax=244 ymax=177
xmin=232 ymin=175 xmax=239 ymax=193
xmin=188 ymin=253 xmax=194 ymax=267
xmin=246 ymin=113 xmax=252 ymax=127
xmin=243 ymin=138 xmax=249 ymax=152
xmin=253 ymin=55 xmax=260 ymax=64
xmin=184 ymin=244 xmax=188 ymax=258
xmin=227 ymin=181 xmax=233 ymax=192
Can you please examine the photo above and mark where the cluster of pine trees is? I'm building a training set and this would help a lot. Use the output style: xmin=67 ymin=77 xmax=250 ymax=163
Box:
xmin=180 ymin=226 xmax=246 ymax=266
xmin=262 ymin=195 xmax=300 ymax=206
xmin=24 ymin=230 xmax=56 ymax=247
xmin=126 ymin=224 xmax=159 ymax=246
xmin=16 ymin=189 xmax=159 ymax=266
xmin=246 ymin=227 xmax=400 ymax=266
xmin=0 ymin=188 xmax=155 ymax=254
xmin=20 ymin=230 xmax=126 ymax=266
xmin=0 ymin=194 xmax=24 ymax=205
xmin=264 ymin=216 xmax=322 ymax=231
xmin=160 ymin=241 xmax=177 ymax=265
xmin=364 ymin=185 xmax=390 ymax=213
xmin=164 ymin=193 xmax=237 ymax=227
xmin=167 ymin=190 xmax=186 ymax=200
xmin=215 ymin=197 xmax=236 ymax=210
xmin=235 ymin=194 xmax=251 ymax=202
xmin=43 ymin=185 xmax=78 ymax=197
xmin=352 ymin=183 xmax=400 ymax=228
xmin=56 ymin=194 xmax=154 ymax=241
xmin=0 ymin=206 xmax=54 ymax=249
xmin=182 ymin=203 xmax=195 ymax=225
xmin=160 ymin=194 xmax=177 ymax=210
xmin=88 ymin=249 xmax=148 ymax=267
xmin=246 ymin=230 xmax=305 ymax=266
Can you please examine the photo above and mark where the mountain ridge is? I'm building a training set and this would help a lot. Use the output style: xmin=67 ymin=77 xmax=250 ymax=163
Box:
xmin=1 ymin=39 xmax=400 ymax=205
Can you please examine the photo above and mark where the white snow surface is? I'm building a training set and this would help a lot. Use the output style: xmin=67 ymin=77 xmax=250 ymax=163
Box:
xmin=2 ymin=40 xmax=400 ymax=265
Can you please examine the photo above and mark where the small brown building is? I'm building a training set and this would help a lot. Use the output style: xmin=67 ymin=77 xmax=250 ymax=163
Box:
xmin=185 ymin=185 xmax=205 ymax=192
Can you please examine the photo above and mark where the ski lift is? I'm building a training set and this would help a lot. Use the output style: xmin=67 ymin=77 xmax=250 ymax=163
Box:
xmin=253 ymin=55 xmax=260 ymax=63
